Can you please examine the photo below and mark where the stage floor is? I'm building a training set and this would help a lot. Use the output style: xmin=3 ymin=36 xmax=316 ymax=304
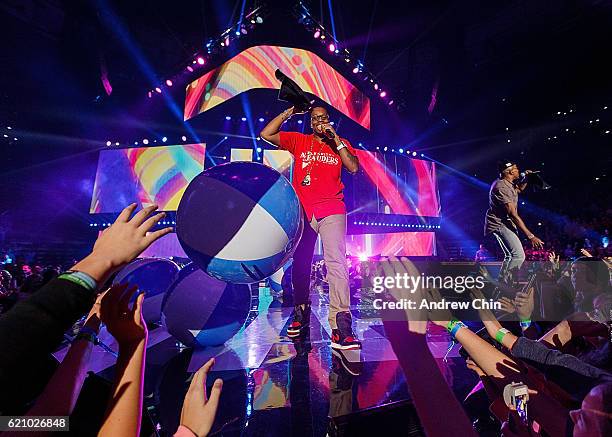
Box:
xmin=59 ymin=287 xmax=482 ymax=436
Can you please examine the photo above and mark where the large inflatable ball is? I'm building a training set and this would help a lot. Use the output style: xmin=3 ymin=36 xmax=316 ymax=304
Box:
xmin=113 ymin=257 xmax=180 ymax=323
xmin=176 ymin=162 xmax=303 ymax=283
xmin=267 ymin=260 xmax=292 ymax=293
xmin=161 ymin=263 xmax=251 ymax=347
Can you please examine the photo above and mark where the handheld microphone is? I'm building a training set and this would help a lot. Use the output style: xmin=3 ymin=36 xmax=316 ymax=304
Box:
xmin=324 ymin=128 xmax=335 ymax=139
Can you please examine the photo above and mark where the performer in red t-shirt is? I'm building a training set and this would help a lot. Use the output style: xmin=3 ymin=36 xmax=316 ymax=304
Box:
xmin=260 ymin=105 xmax=361 ymax=350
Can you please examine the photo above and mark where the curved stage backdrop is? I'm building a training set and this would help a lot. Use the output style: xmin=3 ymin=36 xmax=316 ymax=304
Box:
xmin=184 ymin=45 xmax=370 ymax=130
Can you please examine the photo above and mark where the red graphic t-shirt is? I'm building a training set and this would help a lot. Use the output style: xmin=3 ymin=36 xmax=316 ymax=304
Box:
xmin=278 ymin=131 xmax=356 ymax=220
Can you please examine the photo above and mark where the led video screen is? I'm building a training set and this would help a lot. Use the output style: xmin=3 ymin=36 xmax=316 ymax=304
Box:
xmin=184 ymin=45 xmax=370 ymax=129
xmin=90 ymin=144 xmax=206 ymax=213
xmin=346 ymin=232 xmax=436 ymax=257
xmin=346 ymin=152 xmax=440 ymax=218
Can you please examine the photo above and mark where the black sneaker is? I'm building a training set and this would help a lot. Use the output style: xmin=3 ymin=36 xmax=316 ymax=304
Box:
xmin=330 ymin=311 xmax=361 ymax=350
xmin=287 ymin=304 xmax=311 ymax=339
xmin=331 ymin=348 xmax=362 ymax=376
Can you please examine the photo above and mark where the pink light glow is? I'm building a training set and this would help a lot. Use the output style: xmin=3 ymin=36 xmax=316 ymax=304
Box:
xmin=155 ymin=87 xmax=162 ymax=93
xmin=380 ymin=91 xmax=387 ymax=98
xmin=352 ymin=67 xmax=359 ymax=74
xmin=166 ymin=79 xmax=173 ymax=87
xmin=328 ymin=43 xmax=336 ymax=52
xmin=314 ymin=30 xmax=321 ymax=38
xmin=197 ymin=57 xmax=205 ymax=65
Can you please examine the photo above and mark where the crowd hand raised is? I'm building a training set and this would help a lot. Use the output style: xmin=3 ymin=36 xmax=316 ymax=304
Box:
xmin=99 ymin=283 xmax=147 ymax=347
xmin=379 ymin=256 xmax=427 ymax=334
xmin=514 ymin=288 xmax=534 ymax=321
xmin=471 ymin=288 xmax=502 ymax=338
xmin=498 ymin=297 xmax=516 ymax=314
xmin=580 ymin=248 xmax=593 ymax=258
xmin=465 ymin=357 xmax=485 ymax=378
xmin=82 ymin=289 xmax=108 ymax=331
xmin=92 ymin=203 xmax=173 ymax=269
xmin=179 ymin=358 xmax=223 ymax=437
xmin=426 ymin=288 xmax=453 ymax=327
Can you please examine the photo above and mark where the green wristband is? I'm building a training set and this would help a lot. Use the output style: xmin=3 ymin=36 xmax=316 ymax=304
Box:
xmin=446 ymin=318 xmax=460 ymax=333
xmin=495 ymin=328 xmax=510 ymax=344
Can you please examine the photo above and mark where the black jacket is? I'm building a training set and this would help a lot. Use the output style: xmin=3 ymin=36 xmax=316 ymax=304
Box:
xmin=0 ymin=277 xmax=95 ymax=412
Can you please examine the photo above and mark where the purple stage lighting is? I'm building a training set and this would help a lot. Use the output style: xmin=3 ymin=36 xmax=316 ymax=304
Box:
xmin=186 ymin=66 xmax=194 ymax=72
xmin=241 ymin=117 xmax=247 ymax=121
xmin=352 ymin=66 xmax=359 ymax=74
xmin=380 ymin=91 xmax=387 ymax=98
xmin=314 ymin=29 xmax=321 ymax=38
xmin=225 ymin=116 xmax=232 ymax=121
xmin=197 ymin=57 xmax=205 ymax=65
xmin=412 ymin=151 xmax=417 ymax=157
xmin=374 ymin=84 xmax=379 ymax=90
xmin=106 ymin=141 xmax=111 ymax=146
xmin=143 ymin=139 xmax=149 ymax=145
xmin=258 ymin=117 xmax=265 ymax=122
xmin=166 ymin=79 xmax=173 ymax=87
xmin=328 ymin=43 xmax=336 ymax=52
xmin=148 ymin=91 xmax=152 ymax=98
xmin=162 ymin=136 xmax=167 ymax=142
xmin=257 ymin=147 xmax=262 ymax=153
xmin=155 ymin=87 xmax=162 ymax=93
xmin=181 ymin=136 xmax=187 ymax=141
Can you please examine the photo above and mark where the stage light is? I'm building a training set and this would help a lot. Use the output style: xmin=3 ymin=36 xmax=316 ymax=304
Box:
xmin=224 ymin=37 xmax=230 ymax=46
xmin=537 ymin=222 xmax=542 ymax=226
xmin=106 ymin=141 xmax=111 ymax=146
xmin=224 ymin=136 xmax=228 ymax=140
xmin=220 ymin=41 xmax=225 ymax=47
xmin=7 ymin=126 xmax=12 ymax=130
xmin=376 ymin=146 xmax=380 ymax=150
xmin=162 ymin=136 xmax=167 ymax=142
xmin=383 ymin=146 xmax=388 ymax=151
xmin=314 ymin=29 xmax=320 ymax=38
xmin=241 ymin=117 xmax=247 ymax=121
xmin=197 ymin=57 xmax=205 ymax=65
xmin=115 ymin=142 xmax=119 ymax=146
xmin=258 ymin=117 xmax=265 ymax=122
xmin=388 ymin=100 xmax=394 ymax=105
xmin=186 ymin=66 xmax=194 ymax=72
xmin=420 ymin=153 xmax=424 ymax=157
xmin=374 ymin=84 xmax=378 ymax=90
xmin=192 ymin=60 xmax=197 ymax=64
xmin=328 ymin=43 xmax=336 ymax=52
xmin=358 ymin=253 xmax=368 ymax=262
xmin=257 ymin=147 xmax=262 ymax=153
xmin=507 ymin=139 xmax=511 ymax=143
xmin=256 ymin=16 xmax=263 ymax=24
xmin=235 ymin=30 xmax=241 ymax=36
xmin=320 ymin=34 xmax=325 ymax=39
xmin=399 ymin=148 xmax=403 ymax=153
xmin=352 ymin=66 xmax=359 ymax=74
xmin=345 ymin=57 xmax=350 ymax=63
xmin=134 ymin=141 xmax=139 ymax=145
xmin=181 ymin=136 xmax=187 ymax=141
xmin=406 ymin=150 xmax=410 ymax=154
xmin=143 ymin=139 xmax=149 ymax=145
xmin=166 ymin=79 xmax=173 ymax=87
xmin=297 ymin=120 xmax=303 ymax=124
xmin=256 ymin=137 xmax=261 ymax=141
xmin=330 ymin=121 xmax=334 ymax=125
xmin=148 ymin=91 xmax=152 ymax=98
xmin=380 ymin=91 xmax=387 ymax=98
xmin=606 ymin=130 xmax=610 ymax=134
xmin=155 ymin=87 xmax=162 ymax=93
xmin=334 ymin=49 xmax=339 ymax=54
xmin=225 ymin=116 xmax=232 ymax=120
xmin=412 ymin=152 xmax=417 ymax=157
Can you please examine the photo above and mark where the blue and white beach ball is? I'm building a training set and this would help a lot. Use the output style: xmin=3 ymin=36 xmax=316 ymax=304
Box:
xmin=176 ymin=162 xmax=303 ymax=283
xmin=161 ymin=263 xmax=251 ymax=347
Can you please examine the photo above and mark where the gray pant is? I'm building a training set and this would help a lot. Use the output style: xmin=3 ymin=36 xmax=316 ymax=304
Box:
xmin=492 ymin=224 xmax=525 ymax=282
xmin=309 ymin=214 xmax=350 ymax=329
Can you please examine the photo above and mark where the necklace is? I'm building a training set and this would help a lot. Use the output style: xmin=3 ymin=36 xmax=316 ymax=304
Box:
xmin=301 ymin=135 xmax=326 ymax=186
